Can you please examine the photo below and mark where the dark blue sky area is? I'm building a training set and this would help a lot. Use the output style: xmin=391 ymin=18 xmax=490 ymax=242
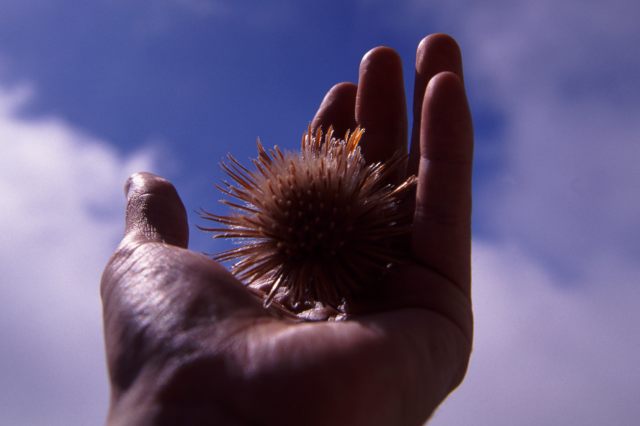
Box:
xmin=0 ymin=0 xmax=504 ymax=249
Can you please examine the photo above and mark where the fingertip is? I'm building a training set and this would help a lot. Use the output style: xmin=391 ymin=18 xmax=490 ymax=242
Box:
xmin=423 ymin=71 xmax=470 ymax=123
xmin=316 ymin=81 xmax=357 ymax=118
xmin=416 ymin=34 xmax=463 ymax=80
xmin=324 ymin=82 xmax=357 ymax=101
xmin=422 ymin=71 xmax=472 ymax=162
xmin=311 ymin=82 xmax=358 ymax=137
xmin=125 ymin=172 xmax=176 ymax=200
xmin=417 ymin=33 xmax=460 ymax=59
xmin=360 ymin=46 xmax=403 ymax=75
xmin=124 ymin=172 xmax=189 ymax=248
xmin=424 ymin=71 xmax=464 ymax=102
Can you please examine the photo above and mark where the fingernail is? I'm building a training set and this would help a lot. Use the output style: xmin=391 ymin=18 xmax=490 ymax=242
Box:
xmin=124 ymin=172 xmax=159 ymax=199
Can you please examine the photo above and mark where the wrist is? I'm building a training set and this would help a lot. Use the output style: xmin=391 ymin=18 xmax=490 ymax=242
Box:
xmin=106 ymin=366 xmax=162 ymax=426
xmin=106 ymin=358 xmax=241 ymax=426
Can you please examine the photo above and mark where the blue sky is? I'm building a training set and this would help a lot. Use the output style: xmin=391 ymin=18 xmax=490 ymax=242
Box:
xmin=1 ymin=0 xmax=639 ymax=425
xmin=1 ymin=0 xmax=503 ymax=246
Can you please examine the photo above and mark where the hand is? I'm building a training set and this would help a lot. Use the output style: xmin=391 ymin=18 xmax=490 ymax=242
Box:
xmin=101 ymin=34 xmax=473 ymax=426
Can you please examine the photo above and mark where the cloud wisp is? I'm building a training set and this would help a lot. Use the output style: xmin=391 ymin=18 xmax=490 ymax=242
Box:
xmin=0 ymin=84 xmax=155 ymax=425
xmin=434 ymin=242 xmax=640 ymax=425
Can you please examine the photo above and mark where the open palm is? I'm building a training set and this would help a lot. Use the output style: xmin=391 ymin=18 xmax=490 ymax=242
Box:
xmin=101 ymin=34 xmax=473 ymax=426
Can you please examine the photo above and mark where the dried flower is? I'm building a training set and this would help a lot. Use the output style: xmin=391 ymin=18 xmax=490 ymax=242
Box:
xmin=200 ymin=127 xmax=416 ymax=309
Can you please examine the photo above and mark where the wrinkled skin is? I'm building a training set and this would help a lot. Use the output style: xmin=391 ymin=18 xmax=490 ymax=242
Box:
xmin=101 ymin=34 xmax=473 ymax=426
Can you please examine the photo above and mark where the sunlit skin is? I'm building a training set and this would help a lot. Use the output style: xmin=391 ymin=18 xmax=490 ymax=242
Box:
xmin=101 ymin=34 xmax=473 ymax=425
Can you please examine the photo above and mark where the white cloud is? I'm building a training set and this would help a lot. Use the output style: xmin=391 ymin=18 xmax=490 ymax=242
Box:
xmin=495 ymin=97 xmax=640 ymax=269
xmin=0 ymin=85 xmax=156 ymax=425
xmin=431 ymin=242 xmax=640 ymax=425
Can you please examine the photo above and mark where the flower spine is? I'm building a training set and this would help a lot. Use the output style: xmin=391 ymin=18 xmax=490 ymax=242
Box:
xmin=201 ymin=127 xmax=416 ymax=309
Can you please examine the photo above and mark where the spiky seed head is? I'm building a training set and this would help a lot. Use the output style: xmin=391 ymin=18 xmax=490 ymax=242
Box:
xmin=201 ymin=126 xmax=416 ymax=309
